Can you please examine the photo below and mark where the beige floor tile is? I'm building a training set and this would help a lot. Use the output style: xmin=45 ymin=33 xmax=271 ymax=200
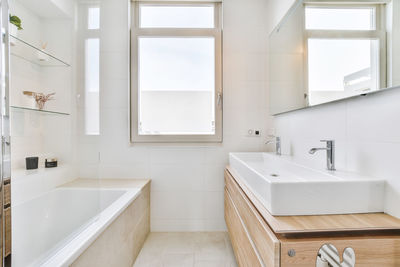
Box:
xmin=133 ymin=256 xmax=163 ymax=267
xmin=194 ymin=232 xmax=229 ymax=261
xmin=194 ymin=260 xmax=231 ymax=267
xmin=162 ymin=253 xmax=194 ymax=267
xmin=133 ymin=232 xmax=237 ymax=267
xmin=224 ymin=234 xmax=237 ymax=266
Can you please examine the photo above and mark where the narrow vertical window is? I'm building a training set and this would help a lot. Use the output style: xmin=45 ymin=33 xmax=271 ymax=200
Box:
xmin=84 ymin=38 xmax=100 ymax=135
xmin=88 ymin=7 xmax=100 ymax=30
xmin=80 ymin=5 xmax=100 ymax=135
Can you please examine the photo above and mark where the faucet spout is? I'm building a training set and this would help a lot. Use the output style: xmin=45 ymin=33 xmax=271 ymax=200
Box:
xmin=266 ymin=136 xmax=281 ymax=156
xmin=309 ymin=147 xmax=328 ymax=155
xmin=309 ymin=140 xmax=336 ymax=171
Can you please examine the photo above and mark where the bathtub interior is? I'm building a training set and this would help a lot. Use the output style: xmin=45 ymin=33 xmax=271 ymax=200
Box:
xmin=12 ymin=188 xmax=126 ymax=267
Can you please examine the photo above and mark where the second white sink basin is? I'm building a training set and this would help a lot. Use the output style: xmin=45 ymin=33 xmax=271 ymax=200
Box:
xmin=229 ymin=153 xmax=385 ymax=216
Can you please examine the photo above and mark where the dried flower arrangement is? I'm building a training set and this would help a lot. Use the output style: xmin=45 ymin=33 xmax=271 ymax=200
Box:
xmin=23 ymin=91 xmax=55 ymax=110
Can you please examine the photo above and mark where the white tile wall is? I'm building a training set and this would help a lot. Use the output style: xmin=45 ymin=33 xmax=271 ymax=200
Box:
xmin=268 ymin=0 xmax=400 ymax=219
xmin=10 ymin=1 xmax=77 ymax=204
xmin=77 ymin=0 xmax=271 ymax=231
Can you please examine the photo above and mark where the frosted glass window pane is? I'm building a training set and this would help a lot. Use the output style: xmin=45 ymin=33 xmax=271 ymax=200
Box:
xmin=138 ymin=37 xmax=215 ymax=135
xmin=85 ymin=39 xmax=100 ymax=93
xmin=85 ymin=38 xmax=100 ymax=135
xmin=308 ymin=39 xmax=379 ymax=92
xmin=305 ymin=8 xmax=374 ymax=30
xmin=140 ymin=6 xmax=214 ymax=28
xmin=88 ymin=7 xmax=100 ymax=29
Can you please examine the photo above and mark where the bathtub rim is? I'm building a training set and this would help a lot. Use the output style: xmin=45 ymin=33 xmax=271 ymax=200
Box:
xmin=40 ymin=186 xmax=142 ymax=267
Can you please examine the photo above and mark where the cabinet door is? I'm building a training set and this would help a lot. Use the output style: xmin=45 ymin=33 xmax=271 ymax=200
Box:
xmin=4 ymin=208 xmax=11 ymax=257
xmin=281 ymin=236 xmax=400 ymax=267
xmin=3 ymin=179 xmax=10 ymax=206
xmin=225 ymin=170 xmax=280 ymax=267
xmin=225 ymin=189 xmax=263 ymax=267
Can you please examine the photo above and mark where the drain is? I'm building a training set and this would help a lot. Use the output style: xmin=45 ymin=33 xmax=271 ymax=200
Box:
xmin=270 ymin=174 xmax=279 ymax=177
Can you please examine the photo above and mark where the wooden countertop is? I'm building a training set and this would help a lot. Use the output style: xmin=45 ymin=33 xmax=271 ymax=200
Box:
xmin=60 ymin=178 xmax=151 ymax=190
xmin=226 ymin=166 xmax=400 ymax=235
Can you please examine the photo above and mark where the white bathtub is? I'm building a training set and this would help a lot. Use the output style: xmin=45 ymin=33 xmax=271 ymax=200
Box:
xmin=12 ymin=187 xmax=141 ymax=267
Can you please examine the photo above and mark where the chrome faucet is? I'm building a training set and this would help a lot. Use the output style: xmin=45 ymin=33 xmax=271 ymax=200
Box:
xmin=266 ymin=136 xmax=281 ymax=156
xmin=309 ymin=140 xmax=336 ymax=171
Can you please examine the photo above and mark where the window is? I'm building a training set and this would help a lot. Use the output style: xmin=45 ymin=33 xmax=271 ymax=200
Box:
xmin=304 ymin=4 xmax=386 ymax=105
xmin=305 ymin=7 xmax=375 ymax=30
xmin=88 ymin=7 xmax=100 ymax=30
xmin=79 ymin=5 xmax=100 ymax=135
xmin=131 ymin=2 xmax=222 ymax=143
xmin=84 ymin=38 xmax=100 ymax=135
xmin=139 ymin=6 xmax=214 ymax=28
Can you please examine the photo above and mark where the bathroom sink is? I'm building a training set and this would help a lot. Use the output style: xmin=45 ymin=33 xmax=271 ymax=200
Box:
xmin=229 ymin=153 xmax=385 ymax=216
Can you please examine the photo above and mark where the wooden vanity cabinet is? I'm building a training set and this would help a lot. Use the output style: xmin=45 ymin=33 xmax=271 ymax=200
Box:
xmin=224 ymin=167 xmax=400 ymax=267
xmin=4 ymin=178 xmax=11 ymax=257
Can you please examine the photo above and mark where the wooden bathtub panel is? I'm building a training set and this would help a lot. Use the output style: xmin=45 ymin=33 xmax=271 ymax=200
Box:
xmin=72 ymin=182 xmax=151 ymax=267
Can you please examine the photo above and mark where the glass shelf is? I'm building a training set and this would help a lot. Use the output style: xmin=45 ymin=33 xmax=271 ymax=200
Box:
xmin=10 ymin=35 xmax=70 ymax=67
xmin=11 ymin=106 xmax=70 ymax=116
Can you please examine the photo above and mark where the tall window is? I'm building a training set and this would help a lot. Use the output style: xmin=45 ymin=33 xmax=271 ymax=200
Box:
xmin=304 ymin=4 xmax=386 ymax=105
xmin=131 ymin=2 xmax=222 ymax=143
xmin=79 ymin=4 xmax=100 ymax=135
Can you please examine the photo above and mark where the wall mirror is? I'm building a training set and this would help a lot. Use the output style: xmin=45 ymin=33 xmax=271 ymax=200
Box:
xmin=269 ymin=0 xmax=400 ymax=115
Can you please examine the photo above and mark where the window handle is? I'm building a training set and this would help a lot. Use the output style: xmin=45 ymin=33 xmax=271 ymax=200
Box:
xmin=217 ymin=92 xmax=223 ymax=107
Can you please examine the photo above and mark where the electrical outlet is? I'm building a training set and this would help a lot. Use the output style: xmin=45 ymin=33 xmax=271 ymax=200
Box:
xmin=247 ymin=129 xmax=261 ymax=137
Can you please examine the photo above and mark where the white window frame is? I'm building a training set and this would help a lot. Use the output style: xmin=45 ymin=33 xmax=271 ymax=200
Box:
xmin=130 ymin=1 xmax=223 ymax=143
xmin=303 ymin=2 xmax=387 ymax=95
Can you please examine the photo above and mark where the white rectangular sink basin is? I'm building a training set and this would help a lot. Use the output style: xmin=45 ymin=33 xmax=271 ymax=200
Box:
xmin=229 ymin=153 xmax=385 ymax=216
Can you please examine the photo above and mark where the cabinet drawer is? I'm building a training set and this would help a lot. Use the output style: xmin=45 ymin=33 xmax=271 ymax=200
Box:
xmin=225 ymin=170 xmax=280 ymax=267
xmin=281 ymin=236 xmax=400 ymax=267
xmin=5 ymin=207 xmax=11 ymax=257
xmin=225 ymin=189 xmax=262 ymax=267
xmin=4 ymin=182 xmax=10 ymax=206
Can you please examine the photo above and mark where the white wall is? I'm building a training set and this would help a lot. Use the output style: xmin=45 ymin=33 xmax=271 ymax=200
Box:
xmin=77 ymin=0 xmax=271 ymax=231
xmin=268 ymin=0 xmax=400 ymax=219
xmin=10 ymin=0 xmax=77 ymax=205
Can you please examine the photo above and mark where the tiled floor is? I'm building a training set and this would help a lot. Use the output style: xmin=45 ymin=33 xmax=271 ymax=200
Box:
xmin=133 ymin=232 xmax=238 ymax=267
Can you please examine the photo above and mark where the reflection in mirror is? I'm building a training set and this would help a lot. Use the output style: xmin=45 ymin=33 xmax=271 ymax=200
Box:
xmin=269 ymin=0 xmax=400 ymax=115
xmin=316 ymin=244 xmax=356 ymax=267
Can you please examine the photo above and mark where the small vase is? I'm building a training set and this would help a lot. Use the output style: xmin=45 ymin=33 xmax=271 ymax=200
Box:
xmin=37 ymin=50 xmax=50 ymax=62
